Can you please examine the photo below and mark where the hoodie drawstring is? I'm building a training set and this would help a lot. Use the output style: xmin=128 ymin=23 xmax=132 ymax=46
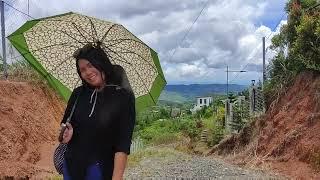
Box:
xmin=89 ymin=89 xmax=98 ymax=117
xmin=88 ymin=85 xmax=121 ymax=118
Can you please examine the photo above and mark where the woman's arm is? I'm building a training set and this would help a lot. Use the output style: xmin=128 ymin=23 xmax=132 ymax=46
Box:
xmin=112 ymin=90 xmax=136 ymax=179
xmin=112 ymin=152 xmax=128 ymax=180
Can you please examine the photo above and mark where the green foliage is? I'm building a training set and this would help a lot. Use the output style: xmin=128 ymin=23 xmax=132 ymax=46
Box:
xmin=210 ymin=122 xmax=224 ymax=146
xmin=137 ymin=117 xmax=202 ymax=144
xmin=238 ymin=88 xmax=249 ymax=99
xmin=138 ymin=120 xmax=176 ymax=143
xmin=159 ymin=90 xmax=189 ymax=103
xmin=159 ymin=108 xmax=170 ymax=119
xmin=185 ymin=109 xmax=192 ymax=115
xmin=293 ymin=12 xmax=320 ymax=70
xmin=194 ymin=105 xmax=214 ymax=119
xmin=229 ymin=101 xmax=250 ymax=133
xmin=264 ymin=52 xmax=296 ymax=105
xmin=209 ymin=106 xmax=226 ymax=146
xmin=266 ymin=0 xmax=319 ymax=104
xmin=135 ymin=97 xmax=227 ymax=147
xmin=179 ymin=118 xmax=202 ymax=139
xmin=228 ymin=93 xmax=237 ymax=103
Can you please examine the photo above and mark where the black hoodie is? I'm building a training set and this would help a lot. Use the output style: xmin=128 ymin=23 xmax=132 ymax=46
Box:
xmin=61 ymin=45 xmax=135 ymax=180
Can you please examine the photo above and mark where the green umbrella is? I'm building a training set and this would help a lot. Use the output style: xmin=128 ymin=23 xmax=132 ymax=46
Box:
xmin=8 ymin=12 xmax=166 ymax=111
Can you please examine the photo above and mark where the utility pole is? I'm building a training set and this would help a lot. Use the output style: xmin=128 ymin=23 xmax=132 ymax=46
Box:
xmin=1 ymin=1 xmax=7 ymax=79
xmin=226 ymin=65 xmax=228 ymax=98
xmin=262 ymin=37 xmax=266 ymax=85
xmin=226 ymin=66 xmax=247 ymax=98
xmin=225 ymin=66 xmax=246 ymax=133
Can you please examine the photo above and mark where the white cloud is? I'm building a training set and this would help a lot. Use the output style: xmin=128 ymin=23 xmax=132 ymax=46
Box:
xmin=2 ymin=0 xmax=287 ymax=84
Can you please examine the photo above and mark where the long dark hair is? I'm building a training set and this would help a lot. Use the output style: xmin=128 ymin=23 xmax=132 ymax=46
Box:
xmin=73 ymin=43 xmax=116 ymax=88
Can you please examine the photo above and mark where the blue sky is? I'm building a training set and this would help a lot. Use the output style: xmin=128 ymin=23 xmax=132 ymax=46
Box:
xmin=2 ymin=0 xmax=289 ymax=85
xmin=257 ymin=0 xmax=287 ymax=28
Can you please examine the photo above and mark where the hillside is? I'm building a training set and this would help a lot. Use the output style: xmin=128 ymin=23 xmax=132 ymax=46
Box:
xmin=158 ymin=90 xmax=189 ymax=103
xmin=211 ymin=71 xmax=320 ymax=179
xmin=0 ymin=80 xmax=65 ymax=179
xmin=159 ymin=84 xmax=247 ymax=103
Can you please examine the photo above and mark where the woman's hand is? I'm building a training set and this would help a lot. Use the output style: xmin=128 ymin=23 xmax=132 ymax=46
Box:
xmin=61 ymin=122 xmax=73 ymax=144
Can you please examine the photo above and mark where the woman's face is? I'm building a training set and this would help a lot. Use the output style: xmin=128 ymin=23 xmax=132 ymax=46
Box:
xmin=78 ymin=59 xmax=105 ymax=88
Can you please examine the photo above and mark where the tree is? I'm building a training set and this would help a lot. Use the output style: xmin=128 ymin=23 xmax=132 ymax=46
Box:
xmin=265 ymin=0 xmax=319 ymax=104
xmin=229 ymin=100 xmax=249 ymax=133
xmin=293 ymin=12 xmax=320 ymax=70
xmin=228 ymin=93 xmax=237 ymax=103
xmin=159 ymin=108 xmax=170 ymax=119
xmin=238 ymin=88 xmax=249 ymax=99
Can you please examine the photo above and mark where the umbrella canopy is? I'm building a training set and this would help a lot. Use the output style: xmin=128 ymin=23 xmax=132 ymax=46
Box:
xmin=8 ymin=12 xmax=166 ymax=111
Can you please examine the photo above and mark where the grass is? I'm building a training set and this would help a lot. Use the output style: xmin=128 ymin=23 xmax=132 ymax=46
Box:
xmin=151 ymin=132 xmax=182 ymax=145
xmin=2 ymin=59 xmax=65 ymax=102
xmin=47 ymin=175 xmax=62 ymax=180
xmin=6 ymin=59 xmax=44 ymax=83
xmin=310 ymin=151 xmax=320 ymax=171
xmin=202 ymin=116 xmax=215 ymax=131
xmin=127 ymin=147 xmax=183 ymax=167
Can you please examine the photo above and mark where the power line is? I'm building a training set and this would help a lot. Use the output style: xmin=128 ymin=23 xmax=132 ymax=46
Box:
xmin=5 ymin=9 xmax=28 ymax=36
xmin=167 ymin=0 xmax=209 ymax=62
xmin=229 ymin=12 xmax=286 ymax=84
xmin=265 ymin=13 xmax=286 ymax=40
xmin=4 ymin=1 xmax=34 ymax=19
xmin=231 ymin=3 xmax=320 ymax=82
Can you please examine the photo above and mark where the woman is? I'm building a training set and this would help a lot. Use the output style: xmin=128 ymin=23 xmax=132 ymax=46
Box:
xmin=60 ymin=43 xmax=136 ymax=180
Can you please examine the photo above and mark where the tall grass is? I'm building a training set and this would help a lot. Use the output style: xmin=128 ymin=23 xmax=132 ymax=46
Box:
xmin=0 ymin=59 xmax=65 ymax=103
xmin=6 ymin=59 xmax=45 ymax=84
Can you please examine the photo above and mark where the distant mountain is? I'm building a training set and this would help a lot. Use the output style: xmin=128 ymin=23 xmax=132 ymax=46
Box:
xmin=158 ymin=84 xmax=247 ymax=103
xmin=158 ymin=90 xmax=188 ymax=103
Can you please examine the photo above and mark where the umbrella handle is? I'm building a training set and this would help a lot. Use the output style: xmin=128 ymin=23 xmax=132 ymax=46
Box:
xmin=58 ymin=124 xmax=67 ymax=143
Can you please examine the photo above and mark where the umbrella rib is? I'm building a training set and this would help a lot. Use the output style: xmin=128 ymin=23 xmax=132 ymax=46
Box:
xmin=42 ymin=54 xmax=80 ymax=90
xmin=116 ymin=50 xmax=166 ymax=82
xmin=74 ymin=78 xmax=82 ymax=88
xmin=71 ymin=22 xmax=90 ymax=43
xmin=40 ymin=18 xmax=92 ymax=43
xmin=131 ymin=64 xmax=157 ymax=105
xmin=44 ymin=54 xmax=75 ymax=78
xmin=105 ymin=39 xmax=163 ymax=80
xmin=10 ymin=43 xmax=82 ymax=60
xmin=88 ymin=18 xmax=98 ymax=42
xmin=57 ymin=29 xmax=87 ymax=45
xmin=102 ymin=45 xmax=155 ymax=103
xmin=105 ymin=38 xmax=146 ymax=48
xmin=105 ymin=43 xmax=165 ymax=81
xmin=26 ymin=19 xmax=87 ymax=45
xmin=104 ymin=39 xmax=159 ymax=74
xmin=102 ymin=45 xmax=133 ymax=66
xmin=101 ymin=24 xmax=118 ymax=42
xmin=115 ymin=50 xmax=166 ymax=89
xmin=108 ymin=48 xmax=157 ymax=74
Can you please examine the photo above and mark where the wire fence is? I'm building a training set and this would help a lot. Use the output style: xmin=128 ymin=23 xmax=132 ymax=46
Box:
xmin=130 ymin=137 xmax=144 ymax=154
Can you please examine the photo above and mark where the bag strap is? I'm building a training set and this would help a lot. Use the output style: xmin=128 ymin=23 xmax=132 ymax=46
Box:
xmin=58 ymin=88 xmax=82 ymax=142
xmin=66 ymin=94 xmax=79 ymax=123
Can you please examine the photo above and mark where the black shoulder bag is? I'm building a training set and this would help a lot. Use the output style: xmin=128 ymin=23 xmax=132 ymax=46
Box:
xmin=53 ymin=94 xmax=79 ymax=174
